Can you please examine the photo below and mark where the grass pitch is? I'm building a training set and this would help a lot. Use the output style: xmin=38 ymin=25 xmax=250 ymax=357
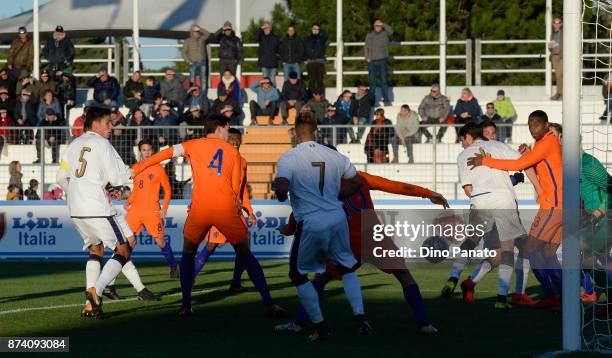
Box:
xmin=0 ymin=260 xmax=567 ymax=357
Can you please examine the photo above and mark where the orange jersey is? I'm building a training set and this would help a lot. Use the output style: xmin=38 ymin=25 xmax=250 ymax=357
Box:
xmin=482 ymin=130 xmax=562 ymax=209
xmin=127 ymin=164 xmax=171 ymax=213
xmin=133 ymin=136 xmax=243 ymax=209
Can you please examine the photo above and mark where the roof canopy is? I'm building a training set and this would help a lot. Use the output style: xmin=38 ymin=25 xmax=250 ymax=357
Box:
xmin=0 ymin=0 xmax=280 ymax=40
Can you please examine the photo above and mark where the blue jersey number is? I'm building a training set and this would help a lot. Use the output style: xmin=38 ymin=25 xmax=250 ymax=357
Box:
xmin=208 ymin=148 xmax=224 ymax=176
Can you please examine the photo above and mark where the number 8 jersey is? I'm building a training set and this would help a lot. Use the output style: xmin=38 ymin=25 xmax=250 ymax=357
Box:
xmin=57 ymin=131 xmax=132 ymax=216
xmin=276 ymin=141 xmax=357 ymax=221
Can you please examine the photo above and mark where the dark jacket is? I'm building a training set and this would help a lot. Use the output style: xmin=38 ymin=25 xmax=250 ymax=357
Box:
xmin=304 ymin=29 xmax=328 ymax=61
xmin=57 ymin=77 xmax=76 ymax=105
xmin=281 ymin=79 xmax=307 ymax=101
xmin=39 ymin=116 xmax=66 ymax=142
xmin=353 ymin=90 xmax=375 ymax=119
xmin=0 ymin=98 xmax=15 ymax=118
xmin=143 ymin=82 xmax=160 ymax=104
xmin=0 ymin=74 xmax=17 ymax=98
xmin=334 ymin=96 xmax=357 ymax=124
xmin=454 ymin=97 xmax=483 ymax=124
xmin=279 ymin=34 xmax=304 ymax=64
xmin=181 ymin=111 xmax=206 ymax=140
xmin=210 ymin=29 xmax=243 ymax=61
xmin=255 ymin=28 xmax=280 ymax=68
xmin=87 ymin=76 xmax=120 ymax=103
xmin=123 ymin=79 xmax=144 ymax=101
xmin=217 ymin=79 xmax=241 ymax=102
xmin=42 ymin=36 xmax=75 ymax=66
xmin=185 ymin=93 xmax=210 ymax=115
xmin=14 ymin=99 xmax=38 ymax=126
xmin=7 ymin=38 xmax=34 ymax=71
xmin=211 ymin=97 xmax=242 ymax=116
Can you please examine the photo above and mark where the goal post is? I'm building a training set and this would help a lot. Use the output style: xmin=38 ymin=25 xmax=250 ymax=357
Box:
xmin=562 ymin=0 xmax=582 ymax=351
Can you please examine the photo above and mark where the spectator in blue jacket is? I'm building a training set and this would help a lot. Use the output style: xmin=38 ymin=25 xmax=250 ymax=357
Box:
xmin=87 ymin=68 xmax=120 ymax=106
xmin=334 ymin=90 xmax=356 ymax=144
xmin=249 ymin=77 xmax=279 ymax=124
xmin=153 ymin=102 xmax=179 ymax=148
xmin=36 ymin=89 xmax=62 ymax=125
xmin=453 ymin=87 xmax=482 ymax=138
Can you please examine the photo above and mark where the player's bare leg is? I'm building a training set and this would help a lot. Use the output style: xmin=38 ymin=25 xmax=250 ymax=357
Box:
xmin=154 ymin=236 xmax=178 ymax=279
xmin=178 ymin=238 xmax=199 ymax=316
xmin=82 ymin=243 xmax=104 ymax=317
xmin=232 ymin=238 xmax=285 ymax=317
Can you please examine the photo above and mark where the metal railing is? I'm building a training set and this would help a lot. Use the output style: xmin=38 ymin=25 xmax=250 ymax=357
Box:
xmin=0 ymin=123 xmax=608 ymax=201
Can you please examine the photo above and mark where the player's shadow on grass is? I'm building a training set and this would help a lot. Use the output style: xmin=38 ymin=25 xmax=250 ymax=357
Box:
xmin=0 ymin=286 xmax=86 ymax=304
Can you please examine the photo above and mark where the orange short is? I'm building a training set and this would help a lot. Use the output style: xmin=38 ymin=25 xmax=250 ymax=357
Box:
xmin=183 ymin=207 xmax=248 ymax=246
xmin=126 ymin=210 xmax=164 ymax=239
xmin=205 ymin=216 xmax=248 ymax=245
xmin=529 ymin=208 xmax=562 ymax=245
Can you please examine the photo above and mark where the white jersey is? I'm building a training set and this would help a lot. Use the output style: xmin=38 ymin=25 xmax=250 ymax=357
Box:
xmin=457 ymin=139 xmax=521 ymax=203
xmin=56 ymin=131 xmax=131 ymax=217
xmin=276 ymin=141 xmax=357 ymax=221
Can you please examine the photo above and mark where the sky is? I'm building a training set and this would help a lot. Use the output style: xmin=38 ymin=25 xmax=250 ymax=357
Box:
xmin=3 ymin=0 xmax=177 ymax=70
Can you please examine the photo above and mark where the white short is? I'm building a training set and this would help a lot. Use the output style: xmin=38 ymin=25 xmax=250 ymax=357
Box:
xmin=470 ymin=195 xmax=526 ymax=243
xmin=291 ymin=210 xmax=357 ymax=275
xmin=72 ymin=214 xmax=133 ymax=251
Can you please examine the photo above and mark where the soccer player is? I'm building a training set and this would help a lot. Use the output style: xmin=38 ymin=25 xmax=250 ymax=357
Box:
xmin=124 ymin=139 xmax=178 ymax=279
xmin=452 ymin=123 xmax=529 ymax=308
xmin=468 ymin=110 xmax=563 ymax=308
xmin=274 ymin=113 xmax=369 ymax=341
xmin=131 ymin=115 xmax=279 ymax=317
xmin=56 ymin=106 xmax=138 ymax=318
xmin=192 ymin=128 xmax=285 ymax=315
xmin=274 ymin=164 xmax=448 ymax=335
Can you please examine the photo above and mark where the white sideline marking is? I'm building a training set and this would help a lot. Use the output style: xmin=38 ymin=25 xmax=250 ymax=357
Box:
xmin=0 ymin=288 xmax=217 ymax=316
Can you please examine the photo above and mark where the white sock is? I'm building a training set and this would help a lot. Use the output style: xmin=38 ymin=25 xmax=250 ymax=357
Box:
xmin=514 ymin=258 xmax=530 ymax=294
xmin=450 ymin=257 xmax=468 ymax=279
xmin=95 ymin=257 xmax=124 ymax=296
xmin=472 ymin=261 xmax=492 ymax=284
xmin=122 ymin=260 xmax=145 ymax=292
xmin=85 ymin=260 xmax=101 ymax=289
xmin=342 ymin=272 xmax=365 ymax=315
xmin=498 ymin=264 xmax=513 ymax=296
xmin=296 ymin=282 xmax=324 ymax=323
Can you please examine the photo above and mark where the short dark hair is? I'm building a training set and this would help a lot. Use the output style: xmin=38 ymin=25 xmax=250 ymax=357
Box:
xmin=401 ymin=104 xmax=410 ymax=111
xmin=137 ymin=138 xmax=153 ymax=150
xmin=84 ymin=106 xmax=111 ymax=131
xmin=228 ymin=128 xmax=242 ymax=137
xmin=204 ymin=115 xmax=230 ymax=135
xmin=549 ymin=122 xmax=562 ymax=134
xmin=375 ymin=107 xmax=385 ymax=115
xmin=458 ymin=122 xmax=484 ymax=140
xmin=147 ymin=75 xmax=155 ymax=81
xmin=481 ymin=121 xmax=497 ymax=130
xmin=29 ymin=178 xmax=38 ymax=187
xmin=528 ymin=110 xmax=549 ymax=124
xmin=295 ymin=112 xmax=318 ymax=134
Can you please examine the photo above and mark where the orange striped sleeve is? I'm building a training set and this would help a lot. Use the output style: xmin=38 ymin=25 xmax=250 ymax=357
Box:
xmin=132 ymin=147 xmax=174 ymax=175
xmin=482 ymin=137 xmax=551 ymax=171
xmin=360 ymin=171 xmax=434 ymax=198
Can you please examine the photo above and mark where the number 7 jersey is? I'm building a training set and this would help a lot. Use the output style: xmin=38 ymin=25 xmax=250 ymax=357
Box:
xmin=276 ymin=140 xmax=357 ymax=221
xmin=56 ymin=131 xmax=132 ymax=216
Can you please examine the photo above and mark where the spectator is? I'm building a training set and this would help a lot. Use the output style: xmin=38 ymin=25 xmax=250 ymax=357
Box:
xmin=418 ymin=84 xmax=451 ymax=143
xmin=481 ymin=102 xmax=502 ymax=123
xmin=24 ymin=179 xmax=40 ymax=200
xmin=141 ymin=76 xmax=160 ymax=117
xmin=87 ymin=68 xmax=120 ymax=106
xmin=492 ymin=89 xmax=517 ymax=143
xmin=34 ymin=108 xmax=65 ymax=164
xmin=601 ymin=73 xmax=612 ymax=122
xmin=211 ymin=89 xmax=242 ymax=125
xmin=14 ymin=89 xmax=37 ymax=143
xmin=217 ymin=69 xmax=241 ymax=102
xmin=42 ymin=25 xmax=75 ymax=79
xmin=71 ymin=110 xmax=86 ymax=138
xmin=318 ymin=105 xmax=338 ymax=145
xmin=549 ymin=18 xmax=563 ymax=100
xmin=0 ymin=68 xmax=17 ymax=99
xmin=123 ymin=71 xmax=144 ymax=113
xmin=255 ymin=21 xmax=280 ymax=82
xmin=38 ymin=70 xmax=58 ymax=96
xmin=210 ymin=21 xmax=243 ymax=75
xmin=43 ymin=185 xmax=64 ymax=200
xmin=352 ymin=83 xmax=375 ymax=142
xmin=7 ymin=184 xmax=20 ymax=200
xmin=182 ymin=24 xmax=210 ymax=91
xmin=37 ymin=90 xmax=62 ymax=125
xmin=481 ymin=121 xmax=498 ymax=141
xmin=0 ymin=110 xmax=16 ymax=154
xmin=365 ymin=19 xmax=393 ymax=105
xmin=391 ymin=104 xmax=419 ymax=163
xmin=364 ymin=108 xmax=394 ymax=163
xmin=249 ymin=77 xmax=279 ymax=124
xmin=182 ymin=106 xmax=206 ymax=140
xmin=109 ymin=112 xmax=136 ymax=166
xmin=185 ymin=86 xmax=210 ymax=116
xmin=160 ymin=69 xmax=187 ymax=112
xmin=303 ymin=23 xmax=328 ymax=93
xmin=7 ymin=27 xmax=33 ymax=75
xmin=150 ymin=94 xmax=164 ymax=120
xmin=454 ymin=87 xmax=482 ymax=127
xmin=56 ymin=69 xmax=76 ymax=114
xmin=305 ymin=90 xmax=330 ymax=123
xmin=16 ymin=72 xmax=39 ymax=99
xmin=334 ymin=89 xmax=356 ymax=144
xmin=280 ymin=71 xmax=307 ymax=123
xmin=220 ymin=105 xmax=238 ymax=124
xmin=153 ymin=102 xmax=179 ymax=147
xmin=280 ymin=25 xmax=304 ymax=81
xmin=0 ymin=88 xmax=15 ymax=118
xmin=127 ymin=108 xmax=155 ymax=143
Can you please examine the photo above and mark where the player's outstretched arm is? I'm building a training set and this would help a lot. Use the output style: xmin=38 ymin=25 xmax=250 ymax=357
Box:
xmin=132 ymin=146 xmax=176 ymax=175
xmin=524 ymin=167 xmax=542 ymax=195
xmin=361 ymin=171 xmax=449 ymax=208
xmin=338 ymin=174 xmax=364 ymax=200
xmin=470 ymin=140 xmax=550 ymax=171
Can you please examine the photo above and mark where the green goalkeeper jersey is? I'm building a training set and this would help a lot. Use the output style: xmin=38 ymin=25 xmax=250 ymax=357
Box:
xmin=581 ymin=152 xmax=612 ymax=213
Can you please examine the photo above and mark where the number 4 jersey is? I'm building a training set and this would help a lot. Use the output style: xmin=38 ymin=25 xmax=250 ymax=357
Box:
xmin=57 ymin=131 xmax=132 ymax=216
xmin=276 ymin=140 xmax=357 ymax=221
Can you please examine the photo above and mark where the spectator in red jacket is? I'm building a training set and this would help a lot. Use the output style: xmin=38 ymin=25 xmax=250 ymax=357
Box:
xmin=0 ymin=108 xmax=16 ymax=153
